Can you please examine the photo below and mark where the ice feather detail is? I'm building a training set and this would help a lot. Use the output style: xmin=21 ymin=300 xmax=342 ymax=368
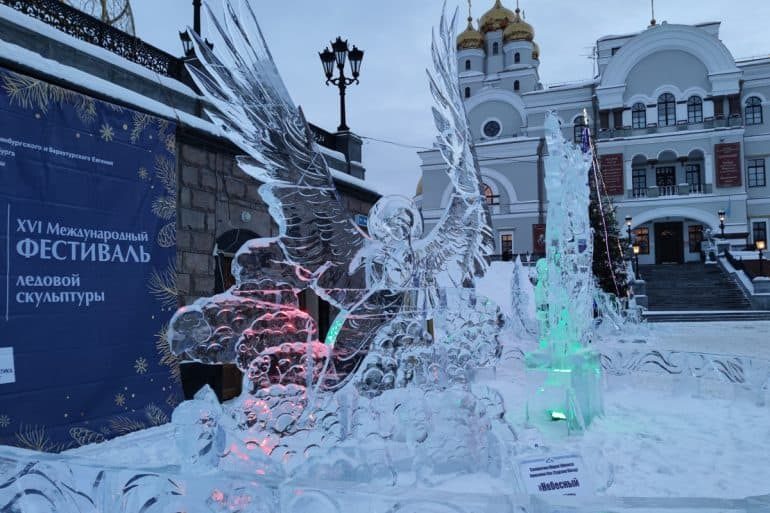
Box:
xmin=415 ymin=6 xmax=494 ymax=286
xmin=186 ymin=0 xmax=369 ymax=307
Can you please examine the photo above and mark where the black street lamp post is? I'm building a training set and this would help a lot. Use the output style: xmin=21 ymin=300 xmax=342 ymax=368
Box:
xmin=625 ymin=215 xmax=633 ymax=247
xmin=633 ymin=244 xmax=641 ymax=280
xmin=319 ymin=37 xmax=364 ymax=132
xmin=758 ymin=239 xmax=766 ymax=276
xmin=718 ymin=209 xmax=726 ymax=238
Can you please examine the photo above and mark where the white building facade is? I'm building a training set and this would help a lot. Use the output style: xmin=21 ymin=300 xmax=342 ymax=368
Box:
xmin=417 ymin=1 xmax=770 ymax=266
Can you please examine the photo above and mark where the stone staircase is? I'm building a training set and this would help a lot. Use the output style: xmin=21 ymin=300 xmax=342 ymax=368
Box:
xmin=639 ymin=263 xmax=770 ymax=322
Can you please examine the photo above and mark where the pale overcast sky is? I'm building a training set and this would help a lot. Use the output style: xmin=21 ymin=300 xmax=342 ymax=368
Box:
xmin=131 ymin=1 xmax=770 ymax=197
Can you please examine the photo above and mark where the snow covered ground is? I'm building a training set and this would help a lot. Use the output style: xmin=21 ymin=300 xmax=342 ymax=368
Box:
xmin=63 ymin=254 xmax=770 ymax=500
xmin=66 ymin=318 xmax=770 ymax=500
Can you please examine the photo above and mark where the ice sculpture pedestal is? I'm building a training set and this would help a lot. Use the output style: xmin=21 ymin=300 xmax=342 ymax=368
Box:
xmin=525 ymin=347 xmax=603 ymax=435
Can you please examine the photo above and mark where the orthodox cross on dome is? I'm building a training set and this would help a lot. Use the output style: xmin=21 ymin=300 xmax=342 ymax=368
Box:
xmin=468 ymin=0 xmax=472 ymax=20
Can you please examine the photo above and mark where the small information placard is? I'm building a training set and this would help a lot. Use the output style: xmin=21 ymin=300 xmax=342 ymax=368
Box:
xmin=0 ymin=347 xmax=15 ymax=384
xmin=518 ymin=453 xmax=589 ymax=496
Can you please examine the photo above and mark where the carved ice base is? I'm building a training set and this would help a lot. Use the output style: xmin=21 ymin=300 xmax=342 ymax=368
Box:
xmin=524 ymin=347 xmax=603 ymax=435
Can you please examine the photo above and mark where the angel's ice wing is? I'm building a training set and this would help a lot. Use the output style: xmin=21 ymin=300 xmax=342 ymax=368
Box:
xmin=414 ymin=7 xmax=494 ymax=286
xmin=186 ymin=0 xmax=368 ymax=307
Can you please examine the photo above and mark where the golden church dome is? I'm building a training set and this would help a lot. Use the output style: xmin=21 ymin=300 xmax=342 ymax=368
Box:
xmin=479 ymin=0 xmax=516 ymax=33
xmin=456 ymin=17 xmax=485 ymax=50
xmin=503 ymin=8 xmax=535 ymax=42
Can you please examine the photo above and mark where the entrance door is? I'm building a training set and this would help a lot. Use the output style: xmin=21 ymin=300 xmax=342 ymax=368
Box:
xmin=654 ymin=222 xmax=684 ymax=264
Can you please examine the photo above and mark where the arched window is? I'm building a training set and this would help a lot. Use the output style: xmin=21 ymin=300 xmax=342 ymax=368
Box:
xmin=514 ymin=80 xmax=520 ymax=91
xmin=687 ymin=96 xmax=703 ymax=124
xmin=632 ymin=103 xmax=646 ymax=129
xmin=464 ymin=87 xmax=471 ymax=99
xmin=514 ymin=52 xmax=520 ymax=63
xmin=573 ymin=115 xmax=587 ymax=142
xmin=492 ymin=42 xmax=499 ymax=55
xmin=658 ymin=93 xmax=676 ymax=126
xmin=483 ymin=183 xmax=495 ymax=205
xmin=465 ymin=59 xmax=471 ymax=71
xmin=482 ymin=182 xmax=500 ymax=208
xmin=746 ymin=96 xmax=763 ymax=125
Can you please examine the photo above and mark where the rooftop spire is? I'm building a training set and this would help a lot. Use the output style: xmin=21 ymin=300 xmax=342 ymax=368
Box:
xmin=650 ymin=0 xmax=656 ymax=26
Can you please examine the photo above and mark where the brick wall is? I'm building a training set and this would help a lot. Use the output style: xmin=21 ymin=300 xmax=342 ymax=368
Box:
xmin=176 ymin=141 xmax=273 ymax=305
xmin=175 ymin=138 xmax=380 ymax=306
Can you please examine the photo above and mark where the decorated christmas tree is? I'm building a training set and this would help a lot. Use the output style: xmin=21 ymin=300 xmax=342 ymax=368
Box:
xmin=581 ymin=122 xmax=628 ymax=297
xmin=589 ymin=181 xmax=628 ymax=296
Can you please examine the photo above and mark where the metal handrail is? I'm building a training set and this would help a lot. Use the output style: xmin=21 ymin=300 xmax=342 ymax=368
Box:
xmin=1 ymin=0 xmax=185 ymax=78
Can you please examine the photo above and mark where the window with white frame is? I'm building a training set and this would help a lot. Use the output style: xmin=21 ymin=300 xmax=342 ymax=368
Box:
xmin=658 ymin=93 xmax=676 ymax=126
xmin=500 ymin=232 xmax=513 ymax=258
xmin=753 ymin=221 xmax=767 ymax=246
xmin=745 ymin=97 xmax=763 ymax=125
xmin=573 ymin=115 xmax=587 ymax=142
xmin=482 ymin=183 xmax=500 ymax=206
xmin=632 ymin=168 xmax=647 ymax=197
xmin=685 ymin=163 xmax=701 ymax=192
xmin=631 ymin=103 xmax=646 ymax=129
xmin=633 ymin=227 xmax=650 ymax=254
xmin=748 ymin=159 xmax=766 ymax=187
xmin=687 ymin=96 xmax=703 ymax=124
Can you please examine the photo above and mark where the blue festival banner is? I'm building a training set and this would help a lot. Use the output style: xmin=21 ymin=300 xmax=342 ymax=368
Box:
xmin=0 ymin=67 xmax=182 ymax=450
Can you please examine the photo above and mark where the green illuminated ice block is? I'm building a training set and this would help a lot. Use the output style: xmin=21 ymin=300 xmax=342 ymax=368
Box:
xmin=525 ymin=113 xmax=603 ymax=434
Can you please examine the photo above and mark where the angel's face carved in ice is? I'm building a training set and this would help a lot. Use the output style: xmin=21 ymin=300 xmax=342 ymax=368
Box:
xmin=368 ymin=196 xmax=423 ymax=244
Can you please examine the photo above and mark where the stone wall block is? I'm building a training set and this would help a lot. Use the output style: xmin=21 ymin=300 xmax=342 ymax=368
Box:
xmin=192 ymin=190 xmax=216 ymax=211
xmin=176 ymin=230 xmax=193 ymax=250
xmin=245 ymin=183 xmax=261 ymax=203
xmin=191 ymin=233 xmax=215 ymax=253
xmin=179 ymin=187 xmax=192 ymax=208
xmin=193 ymin=275 xmax=215 ymax=295
xmin=182 ymin=145 xmax=208 ymax=166
xmin=176 ymin=273 xmax=191 ymax=294
xmin=182 ymin=252 xmax=212 ymax=275
xmin=206 ymin=212 xmax=218 ymax=231
xmin=223 ymin=158 xmax=234 ymax=175
xmin=181 ymin=165 xmax=200 ymax=187
xmin=180 ymin=208 xmax=206 ymax=231
xmin=225 ymin=178 xmax=246 ymax=199
xmin=201 ymin=171 xmax=217 ymax=191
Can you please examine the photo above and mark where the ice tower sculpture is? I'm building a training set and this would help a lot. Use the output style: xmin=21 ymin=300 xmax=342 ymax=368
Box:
xmin=525 ymin=112 xmax=603 ymax=433
xmin=167 ymin=0 xmax=497 ymax=420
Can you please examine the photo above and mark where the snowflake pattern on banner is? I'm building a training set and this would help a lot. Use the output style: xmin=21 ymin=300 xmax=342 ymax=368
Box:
xmin=0 ymin=66 xmax=182 ymax=449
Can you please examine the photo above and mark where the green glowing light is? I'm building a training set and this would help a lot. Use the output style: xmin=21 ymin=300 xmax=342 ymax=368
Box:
xmin=324 ymin=310 xmax=349 ymax=347
xmin=550 ymin=410 xmax=567 ymax=421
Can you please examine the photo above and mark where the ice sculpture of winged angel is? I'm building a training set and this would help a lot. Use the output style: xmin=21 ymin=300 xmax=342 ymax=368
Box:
xmin=176 ymin=0 xmax=493 ymax=393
